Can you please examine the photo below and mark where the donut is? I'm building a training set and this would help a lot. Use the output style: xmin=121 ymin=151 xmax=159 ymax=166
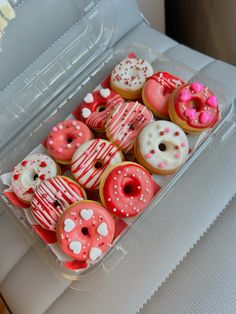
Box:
xmin=110 ymin=57 xmax=153 ymax=99
xmin=76 ymin=89 xmax=123 ymax=131
xmin=169 ymin=81 xmax=220 ymax=133
xmin=100 ymin=162 xmax=155 ymax=218
xmin=142 ymin=72 xmax=184 ymax=118
xmin=134 ymin=121 xmax=189 ymax=175
xmin=71 ymin=139 xmax=124 ymax=191
xmin=105 ymin=101 xmax=153 ymax=153
xmin=31 ymin=176 xmax=86 ymax=231
xmin=11 ymin=153 xmax=60 ymax=204
xmin=47 ymin=120 xmax=93 ymax=165
xmin=56 ymin=200 xmax=115 ymax=262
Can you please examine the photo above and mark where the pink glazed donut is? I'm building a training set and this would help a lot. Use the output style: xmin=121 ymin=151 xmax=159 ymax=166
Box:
xmin=47 ymin=120 xmax=93 ymax=164
xmin=142 ymin=72 xmax=185 ymax=118
xmin=100 ymin=162 xmax=155 ymax=218
xmin=76 ymin=89 xmax=123 ymax=131
xmin=105 ymin=101 xmax=153 ymax=153
xmin=56 ymin=200 xmax=115 ymax=262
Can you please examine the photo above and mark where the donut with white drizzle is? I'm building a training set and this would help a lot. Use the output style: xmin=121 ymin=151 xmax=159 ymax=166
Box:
xmin=100 ymin=162 xmax=155 ymax=218
xmin=76 ymin=89 xmax=124 ymax=131
xmin=47 ymin=120 xmax=93 ymax=164
xmin=11 ymin=153 xmax=59 ymax=204
xmin=110 ymin=57 xmax=153 ymax=99
xmin=56 ymin=200 xmax=115 ymax=263
xmin=105 ymin=101 xmax=153 ymax=153
xmin=135 ymin=121 xmax=189 ymax=175
xmin=31 ymin=176 xmax=86 ymax=231
xmin=71 ymin=139 xmax=124 ymax=191
xmin=142 ymin=72 xmax=185 ymax=118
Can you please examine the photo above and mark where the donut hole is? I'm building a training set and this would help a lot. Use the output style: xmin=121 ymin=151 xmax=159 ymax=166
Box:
xmin=189 ymin=99 xmax=200 ymax=111
xmin=33 ymin=173 xmax=38 ymax=181
xmin=158 ymin=143 xmax=167 ymax=152
xmin=123 ymin=177 xmax=140 ymax=197
xmin=81 ymin=227 xmax=89 ymax=236
xmin=67 ymin=137 xmax=73 ymax=144
xmin=96 ymin=105 xmax=106 ymax=113
xmin=94 ymin=160 xmax=103 ymax=169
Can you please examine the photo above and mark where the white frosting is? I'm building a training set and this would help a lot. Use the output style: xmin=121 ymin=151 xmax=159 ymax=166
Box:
xmin=89 ymin=247 xmax=102 ymax=261
xmin=97 ymin=222 xmax=108 ymax=237
xmin=111 ymin=58 xmax=153 ymax=91
xmin=71 ymin=139 xmax=123 ymax=190
xmin=84 ymin=93 xmax=94 ymax=104
xmin=64 ymin=218 xmax=75 ymax=233
xmin=137 ymin=121 xmax=189 ymax=172
xmin=100 ymin=88 xmax=110 ymax=98
xmin=69 ymin=241 xmax=82 ymax=254
xmin=80 ymin=209 xmax=93 ymax=220
xmin=11 ymin=153 xmax=58 ymax=203
xmin=81 ymin=108 xmax=92 ymax=118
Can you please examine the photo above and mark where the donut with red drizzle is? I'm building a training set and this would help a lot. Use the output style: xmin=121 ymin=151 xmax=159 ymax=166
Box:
xmin=32 ymin=176 xmax=86 ymax=231
xmin=76 ymin=89 xmax=123 ymax=131
xmin=56 ymin=200 xmax=115 ymax=263
xmin=100 ymin=162 xmax=155 ymax=218
xmin=142 ymin=72 xmax=184 ymax=118
xmin=71 ymin=139 xmax=124 ymax=191
xmin=47 ymin=120 xmax=93 ymax=165
xmin=11 ymin=153 xmax=60 ymax=204
xmin=105 ymin=101 xmax=153 ymax=153
xmin=169 ymin=81 xmax=220 ymax=133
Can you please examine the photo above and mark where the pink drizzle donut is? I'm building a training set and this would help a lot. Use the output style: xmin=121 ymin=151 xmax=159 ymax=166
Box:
xmin=77 ymin=89 xmax=123 ymax=131
xmin=47 ymin=120 xmax=93 ymax=164
xmin=31 ymin=176 xmax=86 ymax=231
xmin=142 ymin=72 xmax=184 ymax=118
xmin=105 ymin=101 xmax=153 ymax=153
xmin=100 ymin=162 xmax=155 ymax=218
xmin=169 ymin=81 xmax=220 ymax=133
xmin=71 ymin=139 xmax=124 ymax=191
xmin=56 ymin=200 xmax=115 ymax=262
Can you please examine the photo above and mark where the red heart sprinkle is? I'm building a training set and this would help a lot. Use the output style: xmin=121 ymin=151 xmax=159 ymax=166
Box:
xmin=21 ymin=160 xmax=28 ymax=166
xmin=40 ymin=162 xmax=47 ymax=167
xmin=39 ymin=174 xmax=46 ymax=180
xmin=27 ymin=187 xmax=34 ymax=194
xmin=175 ymin=131 xmax=180 ymax=136
xmin=159 ymin=131 xmax=164 ymax=136
xmin=13 ymin=174 xmax=20 ymax=180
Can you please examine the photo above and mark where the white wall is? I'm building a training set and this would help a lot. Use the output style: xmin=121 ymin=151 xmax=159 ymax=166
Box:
xmin=138 ymin=0 xmax=165 ymax=33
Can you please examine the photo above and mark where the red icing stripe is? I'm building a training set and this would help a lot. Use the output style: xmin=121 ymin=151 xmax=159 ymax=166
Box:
xmin=32 ymin=224 xmax=57 ymax=244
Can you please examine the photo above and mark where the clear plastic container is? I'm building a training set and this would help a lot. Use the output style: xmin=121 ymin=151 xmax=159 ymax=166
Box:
xmin=0 ymin=0 xmax=234 ymax=288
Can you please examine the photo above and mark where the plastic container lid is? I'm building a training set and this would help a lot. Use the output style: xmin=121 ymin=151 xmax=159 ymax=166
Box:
xmin=0 ymin=0 xmax=117 ymax=149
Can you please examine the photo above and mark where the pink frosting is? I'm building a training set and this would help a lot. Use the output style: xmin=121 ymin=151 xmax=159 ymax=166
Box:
xmin=47 ymin=120 xmax=93 ymax=163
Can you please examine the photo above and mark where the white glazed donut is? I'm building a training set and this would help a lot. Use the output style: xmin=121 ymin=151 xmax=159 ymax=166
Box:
xmin=71 ymin=139 xmax=124 ymax=191
xmin=135 ymin=121 xmax=189 ymax=175
xmin=11 ymin=153 xmax=59 ymax=203
xmin=110 ymin=57 xmax=153 ymax=99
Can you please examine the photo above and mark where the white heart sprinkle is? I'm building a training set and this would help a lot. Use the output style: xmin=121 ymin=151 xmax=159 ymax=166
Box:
xmin=100 ymin=88 xmax=110 ymax=98
xmin=80 ymin=209 xmax=93 ymax=220
xmin=84 ymin=93 xmax=94 ymax=104
xmin=82 ymin=108 xmax=92 ymax=118
xmin=89 ymin=247 xmax=102 ymax=261
xmin=69 ymin=241 xmax=82 ymax=254
xmin=97 ymin=222 xmax=108 ymax=237
xmin=64 ymin=218 xmax=75 ymax=233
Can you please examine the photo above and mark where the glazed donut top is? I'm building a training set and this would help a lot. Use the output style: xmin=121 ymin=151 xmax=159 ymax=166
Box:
xmin=56 ymin=200 xmax=115 ymax=262
xmin=77 ymin=89 xmax=123 ymax=131
xmin=32 ymin=176 xmax=86 ymax=231
xmin=47 ymin=120 xmax=92 ymax=162
xmin=106 ymin=101 xmax=154 ymax=153
xmin=147 ymin=72 xmax=184 ymax=92
xmin=11 ymin=153 xmax=58 ymax=203
xmin=174 ymin=82 xmax=219 ymax=129
xmin=101 ymin=162 xmax=155 ymax=218
xmin=71 ymin=139 xmax=124 ymax=190
xmin=137 ymin=121 xmax=189 ymax=172
xmin=111 ymin=57 xmax=153 ymax=91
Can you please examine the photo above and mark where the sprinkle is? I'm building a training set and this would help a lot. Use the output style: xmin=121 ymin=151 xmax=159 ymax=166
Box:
xmin=108 ymin=198 xmax=111 ymax=202
xmin=117 ymin=170 xmax=121 ymax=174
xmin=76 ymin=143 xmax=80 ymax=148
xmin=72 ymin=121 xmax=77 ymax=126
xmin=158 ymin=162 xmax=165 ymax=168
xmin=57 ymin=147 xmax=63 ymax=153
xmin=175 ymin=153 xmax=180 ymax=159
xmin=58 ymin=125 xmax=63 ymax=130
xmin=159 ymin=131 xmax=164 ymax=136
xmin=48 ymin=140 xmax=54 ymax=145
xmin=175 ymin=131 xmax=180 ymax=136
xmin=165 ymin=128 xmax=171 ymax=133
xmin=181 ymin=143 xmax=186 ymax=147
xmin=113 ymin=208 xmax=117 ymax=212
xmin=40 ymin=161 xmax=47 ymax=167
xmin=114 ymin=191 xmax=118 ymax=195
xmin=52 ymin=127 xmax=58 ymax=132
xmin=13 ymin=174 xmax=20 ymax=180
xmin=67 ymin=144 xmax=72 ymax=149
xmin=175 ymin=145 xmax=179 ymax=150
xmin=113 ymin=177 xmax=117 ymax=181
xmin=78 ymin=132 xmax=83 ymax=136
xmin=121 ymin=209 xmax=124 ymax=213
xmin=126 ymin=213 xmax=129 ymax=217
xmin=137 ymin=186 xmax=141 ymax=190
xmin=21 ymin=160 xmax=28 ymax=167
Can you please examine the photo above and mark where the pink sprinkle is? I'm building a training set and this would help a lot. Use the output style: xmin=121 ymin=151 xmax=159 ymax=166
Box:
xmin=175 ymin=153 xmax=180 ymax=159
xmin=71 ymin=197 xmax=77 ymax=202
xmin=206 ymin=95 xmax=217 ymax=108
xmin=199 ymin=111 xmax=211 ymax=124
xmin=58 ymin=125 xmax=63 ymax=130
xmin=72 ymin=121 xmax=77 ymax=126
xmin=184 ymin=108 xmax=197 ymax=121
xmin=158 ymin=162 xmax=165 ymax=169
xmin=67 ymin=143 xmax=72 ymax=149
xmin=145 ymin=152 xmax=152 ymax=159
xmin=76 ymin=126 xmax=81 ymax=130
xmin=48 ymin=140 xmax=54 ymax=145
xmin=165 ymin=128 xmax=171 ymax=133
xmin=180 ymin=90 xmax=191 ymax=102
xmin=191 ymin=81 xmax=204 ymax=93
xmin=181 ymin=142 xmax=186 ymax=147
xmin=57 ymin=147 xmax=63 ymax=153
xmin=52 ymin=127 xmax=58 ymax=132
xmin=78 ymin=132 xmax=83 ymax=136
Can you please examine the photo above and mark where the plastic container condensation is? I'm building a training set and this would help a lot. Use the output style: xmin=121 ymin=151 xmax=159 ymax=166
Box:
xmin=0 ymin=0 xmax=234 ymax=288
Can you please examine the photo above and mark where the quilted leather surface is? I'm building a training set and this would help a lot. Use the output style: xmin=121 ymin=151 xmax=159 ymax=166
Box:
xmin=1 ymin=13 xmax=236 ymax=314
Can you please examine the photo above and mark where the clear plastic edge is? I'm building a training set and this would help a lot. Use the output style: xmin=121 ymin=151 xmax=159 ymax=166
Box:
xmin=0 ymin=43 xmax=234 ymax=290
